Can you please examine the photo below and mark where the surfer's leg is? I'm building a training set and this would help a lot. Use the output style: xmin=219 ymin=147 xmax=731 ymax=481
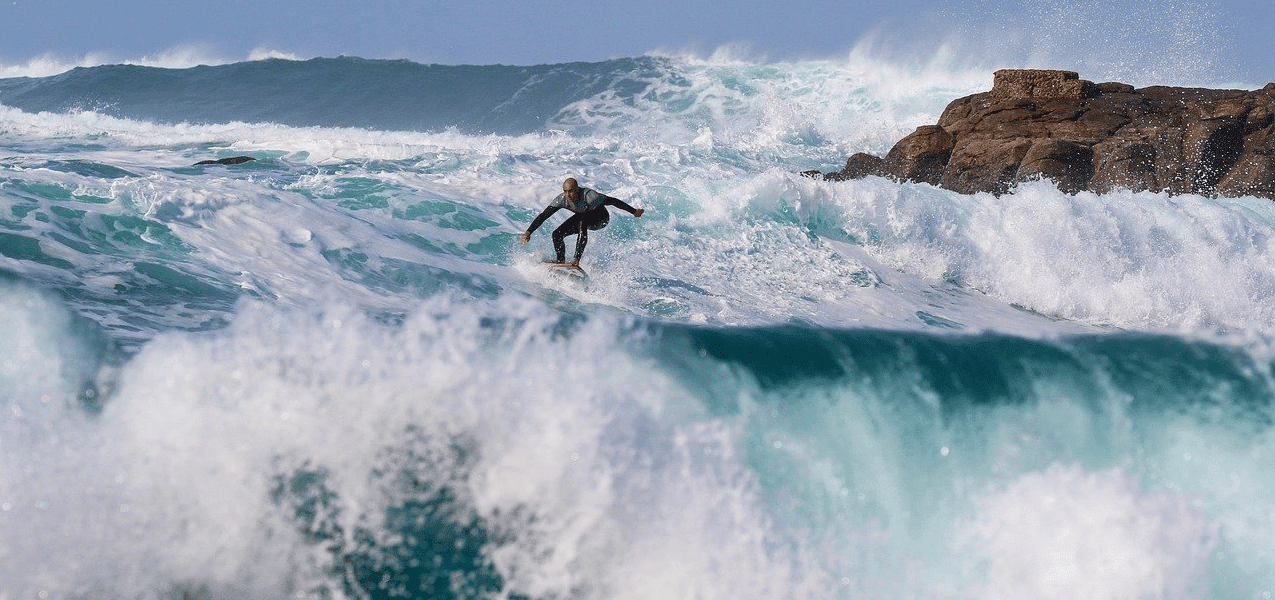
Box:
xmin=552 ymin=233 xmax=566 ymax=262
xmin=573 ymin=221 xmax=589 ymax=260
xmin=572 ymin=208 xmax=610 ymax=261
xmin=552 ymin=213 xmax=586 ymax=262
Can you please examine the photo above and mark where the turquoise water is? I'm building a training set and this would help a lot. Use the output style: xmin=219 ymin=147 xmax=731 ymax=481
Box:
xmin=2 ymin=55 xmax=1274 ymax=600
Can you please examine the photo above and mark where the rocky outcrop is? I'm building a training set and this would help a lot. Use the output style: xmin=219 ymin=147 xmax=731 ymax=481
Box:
xmin=815 ymin=69 xmax=1275 ymax=199
xmin=194 ymin=156 xmax=255 ymax=166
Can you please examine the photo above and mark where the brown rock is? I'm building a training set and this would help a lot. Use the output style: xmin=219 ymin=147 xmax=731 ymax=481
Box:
xmin=818 ymin=69 xmax=1275 ymax=200
xmin=1090 ymin=138 xmax=1158 ymax=193
xmin=1217 ymin=153 xmax=1275 ymax=197
xmin=941 ymin=138 xmax=1033 ymax=195
xmin=882 ymin=125 xmax=954 ymax=185
xmin=1182 ymin=115 xmax=1247 ymax=194
xmin=1217 ymin=124 xmax=1275 ymax=197
xmin=1016 ymin=140 xmax=1094 ymax=193
xmin=1244 ymin=105 xmax=1274 ymax=133
xmin=990 ymin=69 xmax=1098 ymax=101
xmin=1096 ymin=82 xmax=1137 ymax=95
xmin=825 ymin=152 xmax=886 ymax=181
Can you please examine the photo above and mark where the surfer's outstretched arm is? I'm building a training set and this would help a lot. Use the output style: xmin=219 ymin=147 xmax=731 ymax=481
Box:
xmin=520 ymin=206 xmax=561 ymax=244
xmin=603 ymin=197 xmax=645 ymax=217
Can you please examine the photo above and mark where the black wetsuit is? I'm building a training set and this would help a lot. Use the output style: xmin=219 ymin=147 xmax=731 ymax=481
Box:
xmin=525 ymin=188 xmax=640 ymax=262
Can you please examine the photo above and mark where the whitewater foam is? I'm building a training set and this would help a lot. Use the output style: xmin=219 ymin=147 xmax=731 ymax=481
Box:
xmin=966 ymin=465 xmax=1217 ymax=600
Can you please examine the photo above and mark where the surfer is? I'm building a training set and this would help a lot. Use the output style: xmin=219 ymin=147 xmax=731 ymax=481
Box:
xmin=519 ymin=178 xmax=645 ymax=266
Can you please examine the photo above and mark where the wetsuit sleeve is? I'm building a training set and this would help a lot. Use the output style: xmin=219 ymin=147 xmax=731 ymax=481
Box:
xmin=602 ymin=196 xmax=640 ymax=215
xmin=526 ymin=206 xmax=560 ymax=234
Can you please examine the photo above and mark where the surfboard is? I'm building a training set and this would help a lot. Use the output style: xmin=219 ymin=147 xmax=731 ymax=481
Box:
xmin=543 ymin=261 xmax=588 ymax=278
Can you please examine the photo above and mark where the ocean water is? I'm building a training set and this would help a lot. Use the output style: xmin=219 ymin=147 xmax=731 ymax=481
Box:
xmin=2 ymin=54 xmax=1274 ymax=600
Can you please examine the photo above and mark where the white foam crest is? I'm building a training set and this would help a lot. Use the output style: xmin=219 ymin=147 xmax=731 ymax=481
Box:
xmin=1144 ymin=413 xmax=1275 ymax=594
xmin=645 ymin=38 xmax=997 ymax=152
xmin=0 ymin=280 xmax=100 ymax=433
xmin=0 ymin=52 xmax=117 ymax=79
xmin=647 ymin=44 xmax=767 ymax=67
xmin=123 ymin=43 xmax=231 ymax=70
xmin=246 ymin=47 xmax=307 ymax=62
xmin=963 ymin=464 xmax=1217 ymax=600
xmin=826 ymin=178 xmax=1275 ymax=335
xmin=551 ymin=53 xmax=988 ymax=159
xmin=0 ymin=102 xmax=577 ymax=165
xmin=971 ymin=183 xmax=1275 ymax=334
xmin=840 ymin=34 xmax=1001 ymax=102
xmin=0 ymin=46 xmax=312 ymax=79
xmin=0 ymin=281 xmax=121 ymax=597
xmin=572 ymin=170 xmax=1097 ymax=334
xmin=0 ymin=294 xmax=811 ymax=599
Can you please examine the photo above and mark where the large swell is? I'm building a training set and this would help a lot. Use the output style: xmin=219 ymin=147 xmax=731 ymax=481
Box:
xmin=2 ymin=54 xmax=1275 ymax=600
xmin=4 ymin=289 xmax=1272 ymax=599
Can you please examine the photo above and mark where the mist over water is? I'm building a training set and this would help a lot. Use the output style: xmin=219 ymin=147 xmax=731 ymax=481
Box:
xmin=2 ymin=49 xmax=1274 ymax=600
xmin=821 ymin=0 xmax=1254 ymax=89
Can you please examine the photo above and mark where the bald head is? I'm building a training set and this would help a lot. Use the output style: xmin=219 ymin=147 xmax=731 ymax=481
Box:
xmin=562 ymin=178 xmax=578 ymax=191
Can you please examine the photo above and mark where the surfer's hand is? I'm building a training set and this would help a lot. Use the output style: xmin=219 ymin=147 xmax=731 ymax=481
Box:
xmin=519 ymin=231 xmax=531 ymax=245
xmin=634 ymin=208 xmax=645 ymax=217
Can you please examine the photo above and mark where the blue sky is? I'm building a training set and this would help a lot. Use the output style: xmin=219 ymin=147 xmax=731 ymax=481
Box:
xmin=1 ymin=0 xmax=1268 ymax=85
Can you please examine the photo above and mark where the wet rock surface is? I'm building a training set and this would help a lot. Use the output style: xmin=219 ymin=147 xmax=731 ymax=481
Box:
xmin=817 ymin=69 xmax=1275 ymax=199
